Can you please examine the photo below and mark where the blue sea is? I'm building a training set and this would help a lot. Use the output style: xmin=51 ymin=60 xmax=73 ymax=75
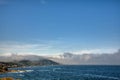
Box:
xmin=0 ymin=65 xmax=120 ymax=80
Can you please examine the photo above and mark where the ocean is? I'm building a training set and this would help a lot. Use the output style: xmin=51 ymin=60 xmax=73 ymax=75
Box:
xmin=0 ymin=65 xmax=120 ymax=80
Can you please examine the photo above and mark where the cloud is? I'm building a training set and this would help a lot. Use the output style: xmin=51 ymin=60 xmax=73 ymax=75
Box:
xmin=50 ymin=49 xmax=120 ymax=65
xmin=0 ymin=39 xmax=67 ymax=56
xmin=73 ymin=48 xmax=118 ymax=55
xmin=0 ymin=41 xmax=53 ymax=55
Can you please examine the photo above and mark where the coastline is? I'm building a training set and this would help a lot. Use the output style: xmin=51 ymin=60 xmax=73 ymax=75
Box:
xmin=0 ymin=77 xmax=14 ymax=80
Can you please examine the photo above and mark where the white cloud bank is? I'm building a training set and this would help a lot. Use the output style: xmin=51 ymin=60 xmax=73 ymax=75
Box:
xmin=73 ymin=48 xmax=118 ymax=55
xmin=50 ymin=49 xmax=120 ymax=65
xmin=0 ymin=41 xmax=120 ymax=65
xmin=0 ymin=41 xmax=119 ymax=57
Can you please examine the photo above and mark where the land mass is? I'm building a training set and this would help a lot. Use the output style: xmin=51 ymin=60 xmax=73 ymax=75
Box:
xmin=0 ymin=55 xmax=59 ymax=73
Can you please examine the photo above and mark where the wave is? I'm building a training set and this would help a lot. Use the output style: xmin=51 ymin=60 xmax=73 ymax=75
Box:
xmin=9 ymin=70 xmax=34 ymax=73
xmin=84 ymin=74 xmax=119 ymax=80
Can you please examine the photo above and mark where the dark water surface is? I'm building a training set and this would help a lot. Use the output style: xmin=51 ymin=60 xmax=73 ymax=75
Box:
xmin=0 ymin=65 xmax=120 ymax=80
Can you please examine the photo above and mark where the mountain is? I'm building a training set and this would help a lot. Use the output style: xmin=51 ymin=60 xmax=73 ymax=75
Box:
xmin=0 ymin=54 xmax=59 ymax=67
xmin=17 ymin=59 xmax=59 ymax=66
xmin=0 ymin=54 xmax=44 ymax=62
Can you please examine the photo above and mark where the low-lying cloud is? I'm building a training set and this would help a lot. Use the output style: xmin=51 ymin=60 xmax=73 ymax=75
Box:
xmin=50 ymin=49 xmax=120 ymax=65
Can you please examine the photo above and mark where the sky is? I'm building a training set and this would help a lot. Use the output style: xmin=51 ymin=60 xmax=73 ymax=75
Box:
xmin=0 ymin=0 xmax=120 ymax=56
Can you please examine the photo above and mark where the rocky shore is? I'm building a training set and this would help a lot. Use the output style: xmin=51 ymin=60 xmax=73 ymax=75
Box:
xmin=0 ymin=63 xmax=20 ymax=80
xmin=0 ymin=65 xmax=25 ymax=74
xmin=0 ymin=65 xmax=8 ymax=73
xmin=0 ymin=77 xmax=14 ymax=80
xmin=0 ymin=59 xmax=59 ymax=80
xmin=0 ymin=67 xmax=23 ymax=80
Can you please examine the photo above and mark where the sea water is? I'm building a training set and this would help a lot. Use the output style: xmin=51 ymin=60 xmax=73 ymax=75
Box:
xmin=0 ymin=65 xmax=120 ymax=80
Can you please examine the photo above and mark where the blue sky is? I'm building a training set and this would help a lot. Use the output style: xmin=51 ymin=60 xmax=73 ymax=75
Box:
xmin=0 ymin=0 xmax=120 ymax=55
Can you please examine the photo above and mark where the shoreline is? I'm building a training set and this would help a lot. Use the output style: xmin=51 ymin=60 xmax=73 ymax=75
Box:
xmin=0 ymin=77 xmax=14 ymax=80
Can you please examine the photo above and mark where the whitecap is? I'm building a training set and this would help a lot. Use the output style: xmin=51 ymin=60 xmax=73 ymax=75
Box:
xmin=25 ymin=70 xmax=34 ymax=72
xmin=84 ymin=74 xmax=119 ymax=80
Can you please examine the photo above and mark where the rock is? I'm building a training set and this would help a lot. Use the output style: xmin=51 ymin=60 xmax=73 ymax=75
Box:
xmin=0 ymin=77 xmax=14 ymax=80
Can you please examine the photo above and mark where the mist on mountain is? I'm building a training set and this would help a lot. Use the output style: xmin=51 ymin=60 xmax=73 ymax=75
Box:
xmin=49 ymin=49 xmax=120 ymax=65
